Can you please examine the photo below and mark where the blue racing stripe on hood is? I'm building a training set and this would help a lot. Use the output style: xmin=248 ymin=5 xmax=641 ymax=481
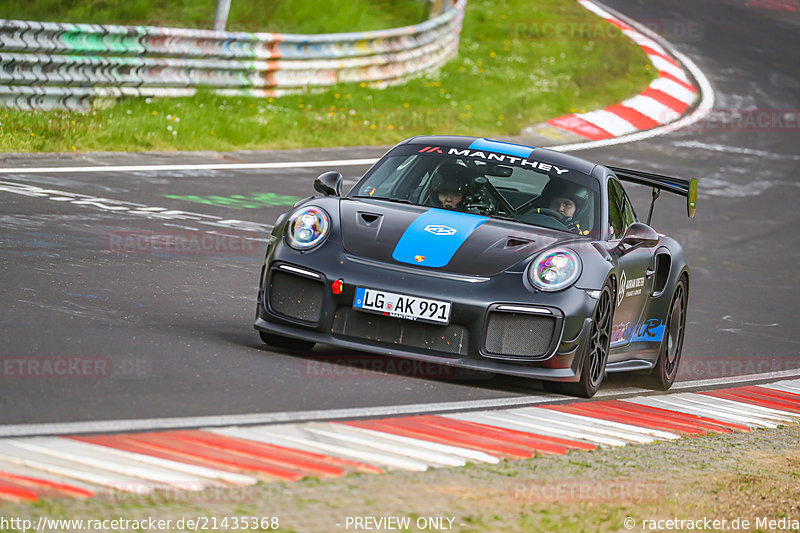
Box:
xmin=392 ymin=209 xmax=489 ymax=268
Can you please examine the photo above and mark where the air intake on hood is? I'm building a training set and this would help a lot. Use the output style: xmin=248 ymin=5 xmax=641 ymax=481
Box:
xmin=358 ymin=212 xmax=382 ymax=226
xmin=505 ymin=237 xmax=535 ymax=248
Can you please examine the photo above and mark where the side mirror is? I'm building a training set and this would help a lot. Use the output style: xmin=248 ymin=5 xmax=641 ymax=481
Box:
xmin=314 ymin=171 xmax=343 ymax=197
xmin=619 ymin=222 xmax=659 ymax=250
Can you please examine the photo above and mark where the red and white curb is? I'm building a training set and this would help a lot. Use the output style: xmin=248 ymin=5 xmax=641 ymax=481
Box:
xmin=0 ymin=379 xmax=799 ymax=502
xmin=525 ymin=0 xmax=706 ymax=145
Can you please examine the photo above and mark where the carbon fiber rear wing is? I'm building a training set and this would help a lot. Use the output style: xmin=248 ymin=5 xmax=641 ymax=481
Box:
xmin=608 ymin=166 xmax=698 ymax=223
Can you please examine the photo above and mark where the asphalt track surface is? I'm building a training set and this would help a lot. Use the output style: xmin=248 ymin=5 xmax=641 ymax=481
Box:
xmin=1 ymin=0 xmax=799 ymax=425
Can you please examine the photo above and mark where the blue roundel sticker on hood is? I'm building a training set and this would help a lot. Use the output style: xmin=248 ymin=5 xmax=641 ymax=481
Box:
xmin=392 ymin=208 xmax=489 ymax=268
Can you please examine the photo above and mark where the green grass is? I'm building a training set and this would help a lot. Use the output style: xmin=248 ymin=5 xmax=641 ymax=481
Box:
xmin=0 ymin=0 xmax=429 ymax=33
xmin=0 ymin=0 xmax=655 ymax=153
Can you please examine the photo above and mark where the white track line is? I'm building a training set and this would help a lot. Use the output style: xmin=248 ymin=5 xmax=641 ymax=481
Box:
xmin=759 ymin=380 xmax=800 ymax=394
xmin=761 ymin=384 xmax=800 ymax=396
xmin=670 ymin=369 xmax=800 ymax=392
xmin=0 ymin=158 xmax=379 ymax=175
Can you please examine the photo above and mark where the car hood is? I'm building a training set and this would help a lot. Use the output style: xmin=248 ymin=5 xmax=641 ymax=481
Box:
xmin=339 ymin=198 xmax=571 ymax=277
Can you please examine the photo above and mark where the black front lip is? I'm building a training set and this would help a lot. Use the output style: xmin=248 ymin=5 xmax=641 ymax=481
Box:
xmin=254 ymin=315 xmax=590 ymax=381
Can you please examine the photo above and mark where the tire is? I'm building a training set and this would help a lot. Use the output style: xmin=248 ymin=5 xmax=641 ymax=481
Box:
xmin=258 ymin=330 xmax=315 ymax=352
xmin=643 ymin=277 xmax=687 ymax=391
xmin=544 ymin=280 xmax=614 ymax=398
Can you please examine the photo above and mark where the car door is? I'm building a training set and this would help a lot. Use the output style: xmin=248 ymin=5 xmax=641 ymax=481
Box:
xmin=607 ymin=179 xmax=653 ymax=350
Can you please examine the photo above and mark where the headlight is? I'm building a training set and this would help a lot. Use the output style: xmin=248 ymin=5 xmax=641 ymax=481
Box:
xmin=285 ymin=207 xmax=330 ymax=250
xmin=528 ymin=248 xmax=581 ymax=291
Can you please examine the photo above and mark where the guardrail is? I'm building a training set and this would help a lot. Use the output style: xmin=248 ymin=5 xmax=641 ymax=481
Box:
xmin=0 ymin=0 xmax=465 ymax=110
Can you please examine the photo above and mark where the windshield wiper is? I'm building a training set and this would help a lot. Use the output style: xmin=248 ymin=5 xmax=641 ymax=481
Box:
xmin=353 ymin=196 xmax=413 ymax=204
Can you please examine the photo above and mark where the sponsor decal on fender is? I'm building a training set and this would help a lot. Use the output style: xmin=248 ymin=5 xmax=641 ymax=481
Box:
xmin=611 ymin=318 xmax=665 ymax=346
xmin=618 ymin=270 xmax=645 ymax=307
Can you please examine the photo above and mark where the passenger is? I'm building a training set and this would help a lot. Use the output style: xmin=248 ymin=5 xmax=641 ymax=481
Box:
xmin=535 ymin=180 xmax=590 ymax=233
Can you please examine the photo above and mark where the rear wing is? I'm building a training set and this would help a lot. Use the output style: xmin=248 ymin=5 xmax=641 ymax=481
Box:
xmin=608 ymin=166 xmax=698 ymax=223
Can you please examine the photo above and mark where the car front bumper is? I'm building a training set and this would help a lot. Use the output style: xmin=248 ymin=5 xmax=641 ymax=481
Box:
xmin=254 ymin=244 xmax=599 ymax=382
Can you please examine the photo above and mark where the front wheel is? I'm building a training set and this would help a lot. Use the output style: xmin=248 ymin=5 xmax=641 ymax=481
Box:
xmin=643 ymin=277 xmax=687 ymax=390
xmin=544 ymin=281 xmax=614 ymax=398
xmin=259 ymin=331 xmax=315 ymax=352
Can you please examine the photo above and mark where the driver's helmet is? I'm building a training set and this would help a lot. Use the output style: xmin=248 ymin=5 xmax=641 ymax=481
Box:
xmin=538 ymin=180 xmax=589 ymax=216
xmin=429 ymin=163 xmax=471 ymax=207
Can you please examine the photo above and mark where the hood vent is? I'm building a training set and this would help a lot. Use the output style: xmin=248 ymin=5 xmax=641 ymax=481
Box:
xmin=505 ymin=237 xmax=535 ymax=248
xmin=358 ymin=212 xmax=382 ymax=226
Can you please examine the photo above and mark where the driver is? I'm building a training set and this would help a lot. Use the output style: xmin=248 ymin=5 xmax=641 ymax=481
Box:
xmin=549 ymin=195 xmax=578 ymax=219
xmin=428 ymin=164 xmax=472 ymax=211
xmin=536 ymin=180 xmax=589 ymax=233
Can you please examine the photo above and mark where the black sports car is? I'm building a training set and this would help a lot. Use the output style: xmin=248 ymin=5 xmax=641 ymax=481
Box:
xmin=254 ymin=136 xmax=697 ymax=397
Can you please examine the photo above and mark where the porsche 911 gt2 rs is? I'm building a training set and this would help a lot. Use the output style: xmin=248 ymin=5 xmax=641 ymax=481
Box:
xmin=254 ymin=136 xmax=698 ymax=397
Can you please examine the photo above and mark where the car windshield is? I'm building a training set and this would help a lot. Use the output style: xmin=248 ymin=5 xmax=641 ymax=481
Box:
xmin=351 ymin=148 xmax=601 ymax=235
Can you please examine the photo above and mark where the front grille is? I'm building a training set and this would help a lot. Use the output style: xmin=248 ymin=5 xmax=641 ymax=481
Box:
xmin=484 ymin=312 xmax=556 ymax=358
xmin=268 ymin=269 xmax=324 ymax=323
xmin=331 ymin=307 xmax=469 ymax=356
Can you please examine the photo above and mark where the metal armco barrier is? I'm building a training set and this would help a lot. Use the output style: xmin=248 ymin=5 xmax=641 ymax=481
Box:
xmin=0 ymin=1 xmax=465 ymax=110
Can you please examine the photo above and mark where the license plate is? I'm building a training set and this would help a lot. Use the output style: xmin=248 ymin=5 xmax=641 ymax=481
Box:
xmin=353 ymin=287 xmax=451 ymax=325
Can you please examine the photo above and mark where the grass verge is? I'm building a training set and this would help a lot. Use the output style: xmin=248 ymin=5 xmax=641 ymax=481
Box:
xmin=0 ymin=0 xmax=655 ymax=153
xmin=0 ymin=0 xmax=428 ymax=33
